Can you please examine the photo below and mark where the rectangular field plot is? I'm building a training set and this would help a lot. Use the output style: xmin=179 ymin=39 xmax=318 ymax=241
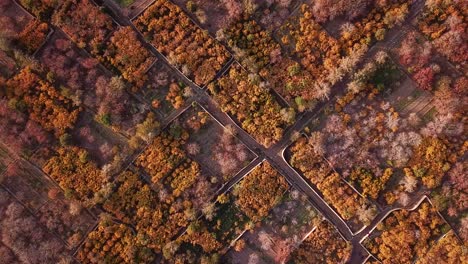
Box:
xmin=0 ymin=142 xmax=15 ymax=174
xmin=36 ymin=193 xmax=96 ymax=249
xmin=221 ymin=17 xmax=313 ymax=107
xmin=0 ymin=101 xmax=51 ymax=157
xmin=0 ymin=0 xmax=50 ymax=56
xmin=390 ymin=29 xmax=463 ymax=94
xmin=51 ymin=0 xmax=117 ymax=55
xmin=37 ymin=29 xmax=111 ymax=110
xmin=77 ymin=218 xmax=156 ymax=263
xmin=415 ymin=230 xmax=466 ymax=264
xmin=97 ymin=26 xmax=156 ymax=89
xmin=429 ymin=161 xmax=467 ymax=248
xmin=287 ymin=135 xmax=376 ymax=232
xmin=0 ymin=158 xmax=96 ymax=249
xmin=37 ymin=30 xmax=154 ymax=139
xmin=286 ymin=220 xmax=352 ymax=264
xmin=415 ymin=1 xmax=467 ymax=69
xmin=166 ymin=161 xmax=290 ymax=261
xmin=363 ymin=199 xmax=451 ymax=263
xmin=0 ymin=0 xmax=32 ymax=36
xmin=71 ymin=111 xmax=132 ymax=168
xmin=135 ymin=103 xmax=256 ymax=188
xmin=171 ymin=0 xmax=300 ymax=34
xmin=101 ymin=168 xmax=199 ymax=254
xmin=1 ymin=159 xmax=53 ymax=213
xmin=207 ymin=63 xmax=294 ymax=147
xmin=133 ymin=0 xmax=231 ymax=86
xmin=137 ymin=62 xmax=192 ymax=119
xmin=0 ymin=188 xmax=72 ymax=263
xmin=177 ymin=104 xmax=256 ymax=180
xmin=223 ymin=187 xmax=320 ymax=264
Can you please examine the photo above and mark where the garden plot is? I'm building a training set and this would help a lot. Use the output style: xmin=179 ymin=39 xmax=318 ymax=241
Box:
xmin=165 ymin=161 xmax=289 ymax=262
xmin=415 ymin=0 xmax=467 ymax=69
xmin=0 ymin=142 xmax=15 ymax=174
xmin=0 ymin=188 xmax=72 ymax=263
xmin=135 ymin=103 xmax=255 ymax=190
xmin=26 ymin=110 xmax=135 ymax=184
xmin=223 ymin=187 xmax=320 ymax=264
xmin=390 ymin=29 xmax=464 ymax=119
xmin=170 ymin=0 xmax=237 ymax=33
xmin=207 ymin=63 xmax=294 ymax=147
xmin=138 ymin=62 xmax=193 ymax=120
xmin=133 ymin=0 xmax=230 ymax=86
xmin=168 ymin=192 xmax=251 ymax=262
xmin=36 ymin=191 xmax=96 ymax=249
xmin=251 ymin=0 xmax=302 ymax=31
xmin=273 ymin=3 xmax=353 ymax=108
xmin=71 ymin=111 xmax=131 ymax=168
xmin=38 ymin=30 xmax=154 ymax=139
xmin=0 ymin=0 xmax=51 ymax=54
xmin=101 ymin=167 xmax=199 ymax=254
xmin=287 ymin=220 xmax=352 ymax=264
xmin=364 ymin=199 xmax=451 ymax=263
xmin=274 ymin=1 xmax=414 ymax=105
xmin=0 ymin=100 xmax=51 ymax=157
xmin=286 ymin=134 xmax=376 ymax=233
xmin=429 ymin=159 xmax=467 ymax=245
xmin=51 ymin=0 xmax=117 ymax=56
xmin=177 ymin=104 xmax=256 ymax=181
xmin=97 ymin=26 xmax=156 ymax=89
xmin=221 ymin=16 xmax=313 ymax=108
xmin=171 ymin=0 xmax=300 ymax=34
xmin=0 ymin=157 xmax=96 ymax=249
xmin=0 ymin=158 xmax=53 ymax=213
xmin=392 ymin=29 xmax=462 ymax=82
xmin=0 ymin=0 xmax=32 ymax=36
xmin=37 ymin=29 xmax=111 ymax=109
xmin=77 ymin=217 xmax=156 ymax=263
xmin=415 ymin=230 xmax=467 ymax=264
